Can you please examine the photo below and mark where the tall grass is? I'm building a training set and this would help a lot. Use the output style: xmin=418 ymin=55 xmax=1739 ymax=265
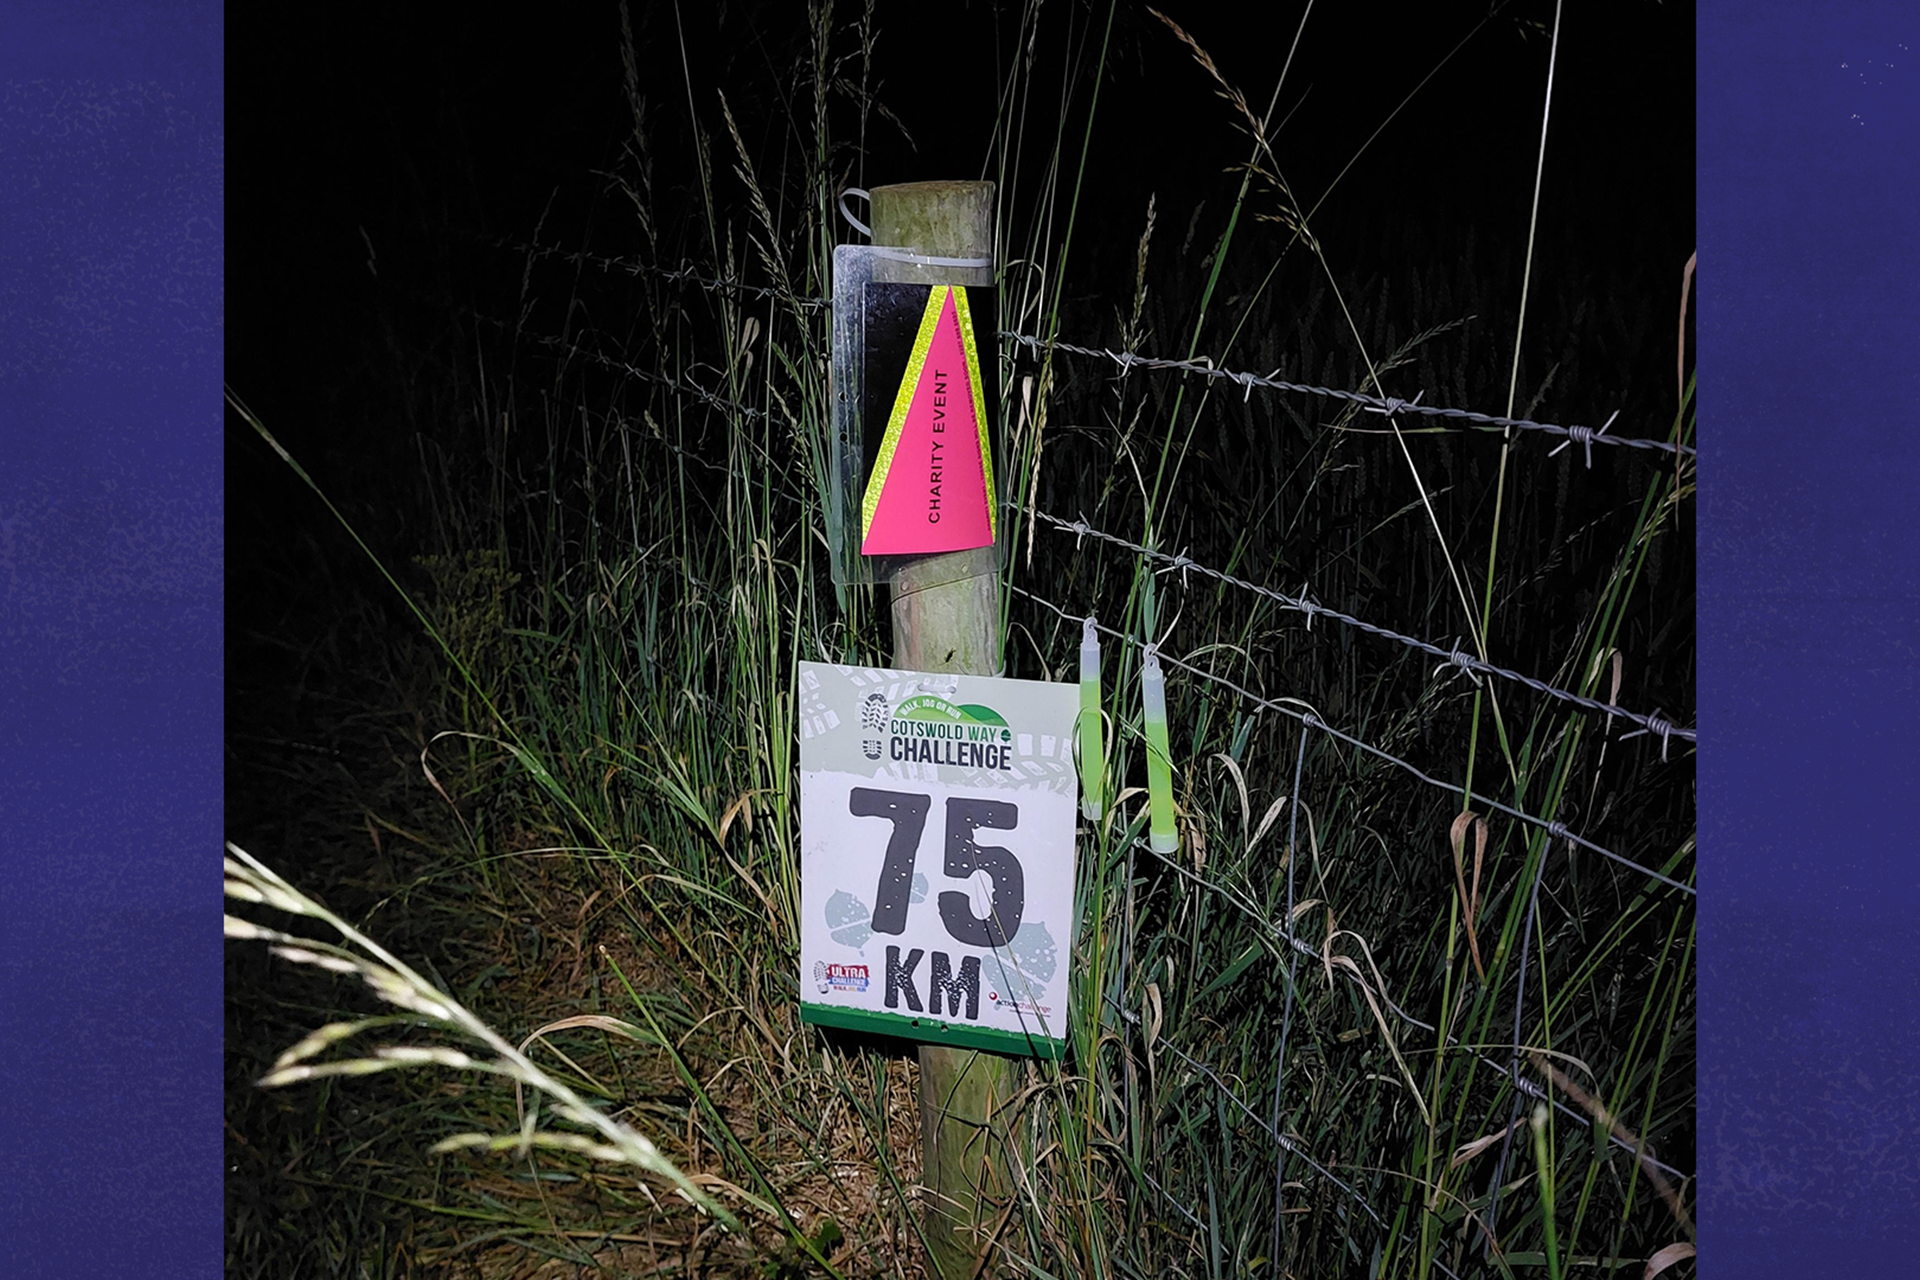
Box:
xmin=230 ymin=3 xmax=1693 ymax=1276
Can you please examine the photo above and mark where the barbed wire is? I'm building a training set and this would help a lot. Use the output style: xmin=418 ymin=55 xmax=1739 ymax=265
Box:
xmin=1010 ymin=582 xmax=1694 ymax=898
xmin=490 ymin=237 xmax=831 ymax=311
xmin=1025 ymin=508 xmax=1694 ymax=754
xmin=482 ymin=309 xmax=1694 ymax=893
xmin=463 ymin=313 xmax=833 ymax=516
xmin=1130 ymin=838 xmax=1688 ymax=1182
xmin=1003 ymin=331 xmax=1696 ymax=460
xmin=495 ymin=240 xmax=1695 ymax=460
xmin=1103 ymin=994 xmax=1394 ymax=1234
xmin=513 ymin=326 xmax=771 ymax=422
xmin=492 ymin=311 xmax=1695 ymax=773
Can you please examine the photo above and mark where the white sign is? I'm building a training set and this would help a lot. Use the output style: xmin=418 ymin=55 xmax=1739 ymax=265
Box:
xmin=797 ymin=661 xmax=1079 ymax=1058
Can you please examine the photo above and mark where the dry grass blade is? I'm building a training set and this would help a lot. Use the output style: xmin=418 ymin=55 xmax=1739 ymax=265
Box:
xmin=1530 ymin=1051 xmax=1693 ymax=1239
xmin=1449 ymin=1118 xmax=1524 ymax=1169
xmin=716 ymin=789 xmax=759 ymax=849
xmin=1211 ymin=752 xmax=1252 ymax=845
xmin=1147 ymin=8 xmax=1266 ymax=147
xmin=224 ymin=842 xmax=742 ymax=1235
xmin=1447 ymin=810 xmax=1489 ymax=981
xmin=1644 ymin=1241 xmax=1695 ymax=1280
xmin=1324 ymin=929 xmax=1431 ymax=1125
xmin=1247 ymin=794 xmax=1290 ymax=857
xmin=1676 ymin=251 xmax=1696 ymax=416
xmin=521 ymin=1013 xmax=659 ymax=1047
xmin=514 ymin=1014 xmax=664 ymax=1128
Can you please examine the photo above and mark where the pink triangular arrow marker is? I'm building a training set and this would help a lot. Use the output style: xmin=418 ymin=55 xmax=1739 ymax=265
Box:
xmin=862 ymin=286 xmax=994 ymax=556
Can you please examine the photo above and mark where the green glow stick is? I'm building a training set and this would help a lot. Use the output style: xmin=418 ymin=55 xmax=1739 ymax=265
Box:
xmin=1079 ymin=617 xmax=1103 ymax=821
xmin=1141 ymin=644 xmax=1178 ymax=854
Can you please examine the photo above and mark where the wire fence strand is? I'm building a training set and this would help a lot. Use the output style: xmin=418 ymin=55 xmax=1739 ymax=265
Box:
xmin=1129 ymin=836 xmax=1687 ymax=1184
xmin=1002 ymin=331 xmax=1695 ymax=459
xmin=490 ymin=237 xmax=831 ymax=311
xmin=492 ymin=239 xmax=1696 ymax=459
xmin=1010 ymin=582 xmax=1694 ymax=898
xmin=1025 ymin=508 xmax=1694 ymax=751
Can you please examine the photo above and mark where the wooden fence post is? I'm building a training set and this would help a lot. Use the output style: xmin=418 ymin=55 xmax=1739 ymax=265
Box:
xmin=869 ymin=179 xmax=1023 ymax=1280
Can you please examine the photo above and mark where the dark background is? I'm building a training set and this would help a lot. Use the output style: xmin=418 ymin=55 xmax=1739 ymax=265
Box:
xmin=224 ymin=0 xmax=1692 ymax=473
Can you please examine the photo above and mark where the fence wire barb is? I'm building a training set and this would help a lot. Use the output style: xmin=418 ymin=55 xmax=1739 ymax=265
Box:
xmin=1548 ymin=409 xmax=1621 ymax=468
xmin=1620 ymin=710 xmax=1677 ymax=762
xmin=1011 ymin=582 xmax=1694 ymax=898
xmin=1025 ymin=508 xmax=1697 ymax=750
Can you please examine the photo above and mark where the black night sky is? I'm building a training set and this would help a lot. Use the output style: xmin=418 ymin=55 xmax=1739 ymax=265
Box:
xmin=227 ymin=0 xmax=1691 ymax=469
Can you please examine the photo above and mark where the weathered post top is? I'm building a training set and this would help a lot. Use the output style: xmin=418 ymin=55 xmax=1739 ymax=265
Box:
xmin=870 ymin=180 xmax=1002 ymax=679
xmin=870 ymin=181 xmax=997 ymax=289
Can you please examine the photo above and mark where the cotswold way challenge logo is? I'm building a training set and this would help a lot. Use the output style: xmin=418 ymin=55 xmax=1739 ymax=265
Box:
xmin=884 ymin=693 xmax=1016 ymax=769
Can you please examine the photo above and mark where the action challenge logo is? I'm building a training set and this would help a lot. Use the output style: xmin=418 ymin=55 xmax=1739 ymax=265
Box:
xmin=859 ymin=691 xmax=1016 ymax=769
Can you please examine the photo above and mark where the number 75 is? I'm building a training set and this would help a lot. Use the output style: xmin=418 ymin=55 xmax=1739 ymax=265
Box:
xmin=849 ymin=787 xmax=1025 ymax=947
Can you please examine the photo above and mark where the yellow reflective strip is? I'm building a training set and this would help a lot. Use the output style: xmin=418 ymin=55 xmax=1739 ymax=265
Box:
xmin=863 ymin=284 xmax=950 ymax=538
xmin=951 ymin=285 xmax=996 ymax=538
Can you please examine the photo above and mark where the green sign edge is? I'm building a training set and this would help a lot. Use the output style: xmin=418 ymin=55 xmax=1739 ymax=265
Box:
xmin=800 ymin=1001 xmax=1065 ymax=1061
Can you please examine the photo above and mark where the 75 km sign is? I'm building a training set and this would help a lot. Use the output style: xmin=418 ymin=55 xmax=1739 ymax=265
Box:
xmin=796 ymin=662 xmax=1079 ymax=1058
